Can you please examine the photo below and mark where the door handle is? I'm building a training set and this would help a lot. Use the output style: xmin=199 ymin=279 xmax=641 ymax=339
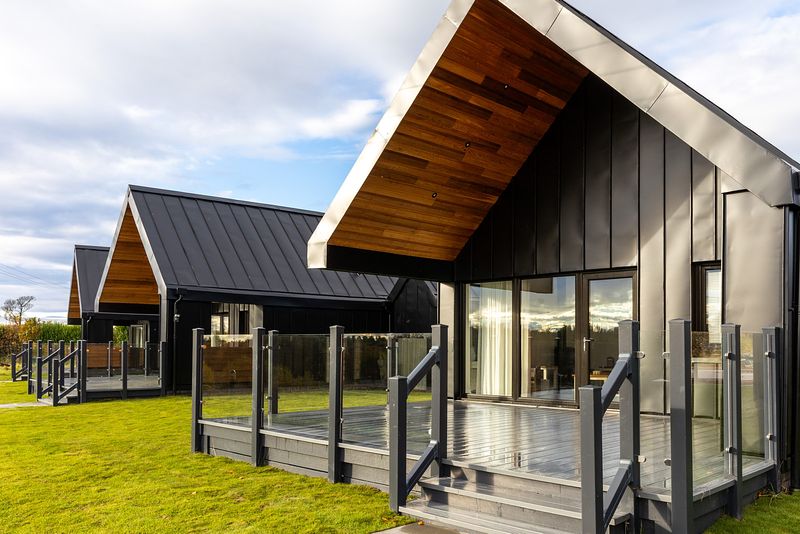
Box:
xmin=583 ymin=337 xmax=594 ymax=351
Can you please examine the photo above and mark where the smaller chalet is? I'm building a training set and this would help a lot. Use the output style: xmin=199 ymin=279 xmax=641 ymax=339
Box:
xmin=94 ymin=185 xmax=437 ymax=392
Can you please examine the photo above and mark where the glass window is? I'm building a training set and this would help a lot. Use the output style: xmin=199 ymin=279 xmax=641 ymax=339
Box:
xmin=521 ymin=277 xmax=576 ymax=401
xmin=587 ymin=277 xmax=634 ymax=383
xmin=465 ymin=281 xmax=513 ymax=396
xmin=211 ymin=314 xmax=230 ymax=335
xmin=706 ymin=268 xmax=722 ymax=343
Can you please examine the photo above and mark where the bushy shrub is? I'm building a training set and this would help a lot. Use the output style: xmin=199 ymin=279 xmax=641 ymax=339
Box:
xmin=113 ymin=326 xmax=128 ymax=345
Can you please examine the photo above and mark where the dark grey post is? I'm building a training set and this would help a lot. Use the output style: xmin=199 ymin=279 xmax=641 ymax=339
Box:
xmin=191 ymin=328 xmax=204 ymax=453
xmin=251 ymin=327 xmax=265 ymax=467
xmin=389 ymin=374 xmax=408 ymax=512
xmin=580 ymin=385 xmax=603 ymax=534
xmin=69 ymin=340 xmax=76 ymax=379
xmin=53 ymin=340 xmax=64 ymax=403
xmin=34 ymin=341 xmax=42 ymax=398
xmin=58 ymin=340 xmax=66 ymax=387
xmin=107 ymin=340 xmax=113 ymax=378
xmin=267 ymin=330 xmax=278 ymax=415
xmin=47 ymin=340 xmax=53 ymax=391
xmin=722 ymin=323 xmax=743 ymax=519
xmin=619 ymin=320 xmax=640 ymax=531
xmin=386 ymin=334 xmax=397 ymax=379
xmin=79 ymin=340 xmax=87 ymax=403
xmin=328 ymin=325 xmax=344 ymax=483
xmin=26 ymin=341 xmax=33 ymax=394
xmin=159 ymin=341 xmax=167 ymax=395
xmin=121 ymin=340 xmax=129 ymax=400
xmin=669 ymin=319 xmax=694 ymax=534
xmin=430 ymin=325 xmax=448 ymax=478
xmin=763 ymin=327 xmax=782 ymax=491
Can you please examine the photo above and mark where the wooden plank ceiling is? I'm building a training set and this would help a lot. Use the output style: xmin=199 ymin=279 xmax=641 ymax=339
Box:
xmin=97 ymin=206 xmax=160 ymax=306
xmin=328 ymin=0 xmax=588 ymax=261
xmin=67 ymin=266 xmax=80 ymax=320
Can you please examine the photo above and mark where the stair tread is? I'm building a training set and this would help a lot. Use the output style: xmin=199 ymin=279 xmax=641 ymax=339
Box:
xmin=400 ymin=500 xmax=570 ymax=534
xmin=420 ymin=476 xmax=630 ymax=522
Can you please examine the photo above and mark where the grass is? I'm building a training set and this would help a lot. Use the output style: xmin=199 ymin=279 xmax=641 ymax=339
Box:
xmin=203 ymin=387 xmax=432 ymax=419
xmin=708 ymin=492 xmax=800 ymax=533
xmin=0 ymin=389 xmax=411 ymax=533
xmin=0 ymin=365 xmax=32 ymax=405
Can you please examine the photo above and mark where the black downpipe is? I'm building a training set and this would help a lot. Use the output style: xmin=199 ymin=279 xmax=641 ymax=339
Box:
xmin=172 ymin=293 xmax=183 ymax=394
xmin=785 ymin=205 xmax=800 ymax=488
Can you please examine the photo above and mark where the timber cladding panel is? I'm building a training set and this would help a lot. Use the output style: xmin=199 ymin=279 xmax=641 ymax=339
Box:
xmin=98 ymin=206 xmax=160 ymax=307
xmin=68 ymin=267 xmax=80 ymax=320
xmin=329 ymin=0 xmax=588 ymax=261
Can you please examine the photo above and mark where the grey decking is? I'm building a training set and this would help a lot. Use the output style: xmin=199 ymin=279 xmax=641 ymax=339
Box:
xmin=219 ymin=400 xmax=768 ymax=491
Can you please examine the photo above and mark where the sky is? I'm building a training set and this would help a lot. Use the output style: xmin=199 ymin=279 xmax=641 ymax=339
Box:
xmin=1 ymin=0 xmax=799 ymax=322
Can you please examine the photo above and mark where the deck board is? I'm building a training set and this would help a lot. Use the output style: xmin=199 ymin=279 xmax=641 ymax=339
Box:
xmin=216 ymin=400 xmax=767 ymax=490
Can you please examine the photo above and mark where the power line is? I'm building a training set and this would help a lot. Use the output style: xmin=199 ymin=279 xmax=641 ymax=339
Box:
xmin=0 ymin=262 xmax=65 ymax=287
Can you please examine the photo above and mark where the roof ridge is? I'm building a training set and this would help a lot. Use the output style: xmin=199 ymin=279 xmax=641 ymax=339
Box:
xmin=74 ymin=244 xmax=110 ymax=251
xmin=128 ymin=184 xmax=325 ymax=217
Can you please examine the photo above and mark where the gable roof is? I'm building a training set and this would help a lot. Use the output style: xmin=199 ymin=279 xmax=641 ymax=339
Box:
xmin=308 ymin=0 xmax=799 ymax=272
xmin=96 ymin=185 xmax=400 ymax=308
xmin=67 ymin=245 xmax=109 ymax=321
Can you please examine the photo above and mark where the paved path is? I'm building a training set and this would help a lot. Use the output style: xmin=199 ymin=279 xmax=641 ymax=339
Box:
xmin=376 ymin=523 xmax=459 ymax=534
xmin=0 ymin=402 xmax=42 ymax=409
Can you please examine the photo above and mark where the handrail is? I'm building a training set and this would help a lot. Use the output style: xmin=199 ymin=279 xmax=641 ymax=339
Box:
xmin=11 ymin=342 xmax=30 ymax=381
xmin=388 ymin=324 xmax=448 ymax=513
xmin=54 ymin=341 xmax=84 ymax=405
xmin=580 ymin=320 xmax=641 ymax=534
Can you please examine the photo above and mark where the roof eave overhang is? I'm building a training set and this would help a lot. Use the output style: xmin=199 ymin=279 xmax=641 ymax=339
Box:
xmin=309 ymin=0 xmax=798 ymax=270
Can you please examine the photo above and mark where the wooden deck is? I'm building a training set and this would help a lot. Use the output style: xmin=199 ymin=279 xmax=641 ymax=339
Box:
xmin=244 ymin=400 xmax=768 ymax=491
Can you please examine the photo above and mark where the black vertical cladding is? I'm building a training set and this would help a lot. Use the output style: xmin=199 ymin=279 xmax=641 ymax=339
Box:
xmin=83 ymin=318 xmax=114 ymax=343
xmin=559 ymin=85 xmax=585 ymax=272
xmin=513 ymin=159 xmax=536 ymax=277
xmin=536 ymin=131 xmax=560 ymax=274
xmin=454 ymin=240 xmax=472 ymax=281
xmin=584 ymin=76 xmax=612 ymax=271
xmin=492 ymin=187 xmax=515 ymax=278
xmin=610 ymin=92 xmax=639 ymax=268
xmin=664 ymin=131 xmax=693 ymax=323
xmin=471 ymin=211 xmax=493 ymax=280
xmin=174 ymin=300 xmax=212 ymax=390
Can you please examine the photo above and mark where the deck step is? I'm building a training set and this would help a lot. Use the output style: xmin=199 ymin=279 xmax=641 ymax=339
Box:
xmin=415 ymin=476 xmax=629 ymax=532
xmin=400 ymin=499 xmax=570 ymax=534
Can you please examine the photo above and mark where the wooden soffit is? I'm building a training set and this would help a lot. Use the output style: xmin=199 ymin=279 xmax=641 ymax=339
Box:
xmin=310 ymin=0 xmax=798 ymax=268
xmin=96 ymin=202 xmax=160 ymax=307
xmin=67 ymin=265 xmax=80 ymax=320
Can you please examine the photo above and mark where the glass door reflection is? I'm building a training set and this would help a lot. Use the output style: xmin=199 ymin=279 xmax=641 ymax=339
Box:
xmin=586 ymin=276 xmax=634 ymax=386
xmin=521 ymin=276 xmax=576 ymax=402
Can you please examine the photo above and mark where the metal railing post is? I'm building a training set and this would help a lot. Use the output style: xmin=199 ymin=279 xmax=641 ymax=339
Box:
xmin=53 ymin=340 xmax=64 ymax=405
xmin=107 ymin=341 xmax=113 ymax=378
xmin=389 ymin=373 xmax=408 ymax=512
xmin=11 ymin=347 xmax=18 ymax=382
xmin=121 ymin=340 xmax=129 ymax=400
xmin=47 ymin=340 xmax=53 ymax=391
xmin=144 ymin=343 xmax=150 ymax=377
xmin=763 ymin=327 xmax=782 ymax=491
xmin=191 ymin=328 xmax=204 ymax=453
xmin=159 ymin=341 xmax=167 ymax=395
xmin=669 ymin=319 xmax=694 ymax=534
xmin=58 ymin=340 xmax=66 ymax=387
xmin=722 ymin=323 xmax=743 ymax=519
xmin=386 ymin=334 xmax=397 ymax=379
xmin=431 ymin=325 xmax=448 ymax=478
xmin=69 ymin=340 xmax=76 ymax=379
xmin=619 ymin=320 xmax=640 ymax=531
xmin=580 ymin=385 xmax=603 ymax=534
xmin=34 ymin=341 xmax=42 ymax=398
xmin=328 ymin=325 xmax=344 ymax=483
xmin=267 ymin=330 xmax=278 ymax=415
xmin=251 ymin=327 xmax=265 ymax=467
xmin=79 ymin=340 xmax=88 ymax=403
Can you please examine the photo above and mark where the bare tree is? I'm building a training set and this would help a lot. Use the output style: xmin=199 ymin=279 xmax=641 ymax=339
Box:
xmin=2 ymin=296 xmax=35 ymax=326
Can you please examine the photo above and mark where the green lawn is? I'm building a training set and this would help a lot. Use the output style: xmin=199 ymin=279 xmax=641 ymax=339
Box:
xmin=709 ymin=492 xmax=800 ymax=533
xmin=0 ymin=366 xmax=32 ymax=405
xmin=0 ymin=385 xmax=410 ymax=533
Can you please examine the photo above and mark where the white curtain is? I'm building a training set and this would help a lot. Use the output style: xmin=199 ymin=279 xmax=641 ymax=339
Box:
xmin=475 ymin=283 xmax=512 ymax=396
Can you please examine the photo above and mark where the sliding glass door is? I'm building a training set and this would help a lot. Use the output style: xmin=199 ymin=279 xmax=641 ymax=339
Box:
xmin=584 ymin=274 xmax=635 ymax=386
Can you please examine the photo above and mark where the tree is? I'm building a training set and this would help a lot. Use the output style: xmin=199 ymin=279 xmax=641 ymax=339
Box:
xmin=2 ymin=296 xmax=35 ymax=326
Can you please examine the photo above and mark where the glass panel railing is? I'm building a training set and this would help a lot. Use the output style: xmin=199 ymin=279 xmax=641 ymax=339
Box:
xmin=201 ymin=334 xmax=252 ymax=426
xmin=342 ymin=334 xmax=389 ymax=447
xmin=264 ymin=333 xmax=329 ymax=438
xmin=639 ymin=330 xmax=669 ymax=491
xmin=741 ymin=332 xmax=766 ymax=462
xmin=85 ymin=343 xmax=111 ymax=378
xmin=690 ymin=331 xmax=725 ymax=490
xmin=128 ymin=342 xmax=160 ymax=390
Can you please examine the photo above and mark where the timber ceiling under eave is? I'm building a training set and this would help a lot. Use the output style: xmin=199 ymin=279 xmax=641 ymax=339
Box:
xmin=328 ymin=0 xmax=588 ymax=261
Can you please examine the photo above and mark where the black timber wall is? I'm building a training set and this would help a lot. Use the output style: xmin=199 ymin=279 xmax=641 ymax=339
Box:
xmin=262 ymin=304 xmax=390 ymax=334
xmin=453 ymin=73 xmax=785 ymax=413
xmin=391 ymin=279 xmax=438 ymax=333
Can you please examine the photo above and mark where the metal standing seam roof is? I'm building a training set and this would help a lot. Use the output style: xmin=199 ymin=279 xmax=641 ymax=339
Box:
xmin=127 ymin=185 xmax=399 ymax=301
xmin=74 ymin=245 xmax=110 ymax=314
